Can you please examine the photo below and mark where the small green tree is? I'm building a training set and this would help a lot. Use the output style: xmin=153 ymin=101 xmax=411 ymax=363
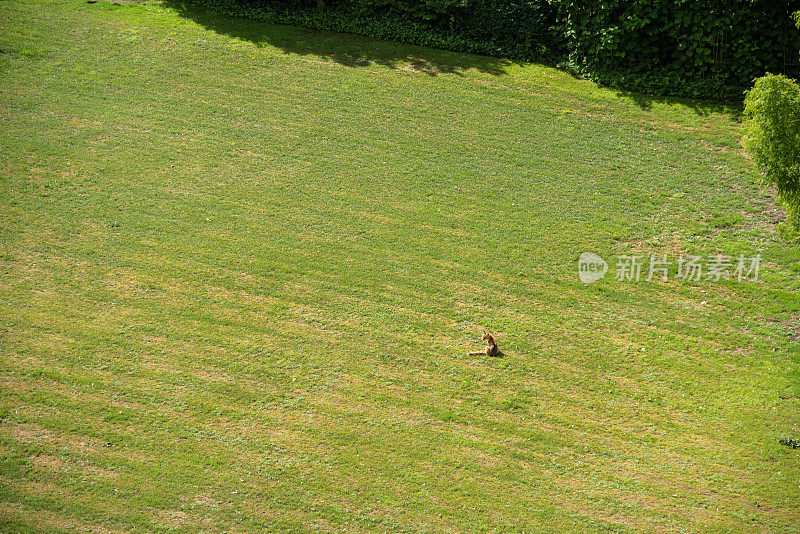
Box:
xmin=742 ymin=73 xmax=800 ymax=227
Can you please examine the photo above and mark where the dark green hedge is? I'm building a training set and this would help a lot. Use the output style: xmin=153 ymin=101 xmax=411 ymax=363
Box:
xmin=553 ymin=0 xmax=800 ymax=100
xmin=180 ymin=0 xmax=800 ymax=101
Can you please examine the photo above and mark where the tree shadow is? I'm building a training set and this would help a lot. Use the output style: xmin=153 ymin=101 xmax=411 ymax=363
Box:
xmin=162 ymin=0 xmax=515 ymax=77
xmin=613 ymin=88 xmax=743 ymax=120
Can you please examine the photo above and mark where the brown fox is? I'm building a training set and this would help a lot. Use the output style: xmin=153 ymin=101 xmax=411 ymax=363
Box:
xmin=469 ymin=331 xmax=499 ymax=356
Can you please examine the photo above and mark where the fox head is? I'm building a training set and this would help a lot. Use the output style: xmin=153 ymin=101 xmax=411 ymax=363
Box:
xmin=481 ymin=331 xmax=493 ymax=341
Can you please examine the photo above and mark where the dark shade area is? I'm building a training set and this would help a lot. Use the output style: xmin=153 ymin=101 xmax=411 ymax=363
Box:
xmin=163 ymin=0 xmax=524 ymax=77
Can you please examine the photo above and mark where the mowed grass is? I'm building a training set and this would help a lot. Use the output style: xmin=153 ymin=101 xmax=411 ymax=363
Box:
xmin=1 ymin=0 xmax=800 ymax=531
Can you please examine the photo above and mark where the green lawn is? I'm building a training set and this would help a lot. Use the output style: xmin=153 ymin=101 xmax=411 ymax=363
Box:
xmin=1 ymin=0 xmax=799 ymax=532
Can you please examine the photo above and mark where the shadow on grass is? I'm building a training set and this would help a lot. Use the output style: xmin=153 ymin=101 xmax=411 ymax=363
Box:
xmin=466 ymin=350 xmax=504 ymax=358
xmin=162 ymin=0 xmax=515 ymax=77
xmin=613 ymin=88 xmax=743 ymax=119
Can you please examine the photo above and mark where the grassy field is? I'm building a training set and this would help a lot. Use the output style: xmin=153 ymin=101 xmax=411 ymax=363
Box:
xmin=1 ymin=0 xmax=799 ymax=532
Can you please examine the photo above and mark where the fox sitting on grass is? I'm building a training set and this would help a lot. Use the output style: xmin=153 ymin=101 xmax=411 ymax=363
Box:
xmin=469 ymin=331 xmax=499 ymax=356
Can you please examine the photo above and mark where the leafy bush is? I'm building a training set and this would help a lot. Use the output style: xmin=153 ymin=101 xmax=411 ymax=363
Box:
xmin=743 ymin=74 xmax=800 ymax=225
